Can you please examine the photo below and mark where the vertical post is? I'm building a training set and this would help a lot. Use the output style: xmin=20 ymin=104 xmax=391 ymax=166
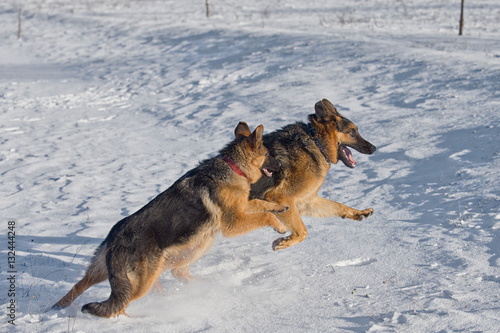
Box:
xmin=18 ymin=8 xmax=22 ymax=40
xmin=459 ymin=0 xmax=465 ymax=35
xmin=206 ymin=0 xmax=210 ymax=17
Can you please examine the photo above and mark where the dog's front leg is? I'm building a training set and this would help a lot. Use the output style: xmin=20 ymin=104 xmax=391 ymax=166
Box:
xmin=270 ymin=199 xmax=309 ymax=251
xmin=221 ymin=211 xmax=287 ymax=237
xmin=297 ymin=196 xmax=373 ymax=220
xmin=246 ymin=199 xmax=289 ymax=214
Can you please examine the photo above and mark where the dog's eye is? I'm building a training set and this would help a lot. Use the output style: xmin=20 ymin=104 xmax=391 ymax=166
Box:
xmin=349 ymin=130 xmax=357 ymax=137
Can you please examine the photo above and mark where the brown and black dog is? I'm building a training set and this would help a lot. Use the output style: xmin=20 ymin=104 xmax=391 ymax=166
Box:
xmin=52 ymin=122 xmax=288 ymax=318
xmin=250 ymin=99 xmax=376 ymax=251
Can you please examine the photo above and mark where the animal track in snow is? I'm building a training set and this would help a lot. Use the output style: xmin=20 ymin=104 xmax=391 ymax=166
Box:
xmin=449 ymin=149 xmax=471 ymax=161
xmin=331 ymin=258 xmax=377 ymax=267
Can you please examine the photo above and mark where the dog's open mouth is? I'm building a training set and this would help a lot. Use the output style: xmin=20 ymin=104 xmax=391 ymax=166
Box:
xmin=339 ymin=145 xmax=358 ymax=168
xmin=261 ymin=154 xmax=280 ymax=178
xmin=262 ymin=167 xmax=273 ymax=177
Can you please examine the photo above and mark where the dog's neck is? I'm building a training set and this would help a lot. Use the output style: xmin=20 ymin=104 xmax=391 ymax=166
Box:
xmin=221 ymin=155 xmax=248 ymax=178
xmin=307 ymin=123 xmax=331 ymax=164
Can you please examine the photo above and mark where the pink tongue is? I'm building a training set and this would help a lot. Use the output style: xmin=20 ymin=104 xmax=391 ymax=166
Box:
xmin=263 ymin=168 xmax=272 ymax=177
xmin=343 ymin=146 xmax=357 ymax=165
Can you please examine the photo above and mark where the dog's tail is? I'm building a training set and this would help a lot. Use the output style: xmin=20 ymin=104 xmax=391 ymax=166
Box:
xmin=81 ymin=249 xmax=132 ymax=318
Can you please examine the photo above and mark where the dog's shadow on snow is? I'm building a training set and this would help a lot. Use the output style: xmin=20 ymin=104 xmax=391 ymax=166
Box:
xmin=7 ymin=229 xmax=101 ymax=314
xmin=15 ymin=229 xmax=101 ymax=300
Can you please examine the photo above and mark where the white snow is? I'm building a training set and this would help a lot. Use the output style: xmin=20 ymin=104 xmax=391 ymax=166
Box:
xmin=1 ymin=0 xmax=499 ymax=332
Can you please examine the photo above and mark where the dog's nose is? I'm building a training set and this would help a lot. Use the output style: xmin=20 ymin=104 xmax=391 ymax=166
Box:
xmin=369 ymin=144 xmax=376 ymax=154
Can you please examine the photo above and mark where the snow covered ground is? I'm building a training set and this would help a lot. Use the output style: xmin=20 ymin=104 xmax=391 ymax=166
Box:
xmin=1 ymin=0 xmax=499 ymax=331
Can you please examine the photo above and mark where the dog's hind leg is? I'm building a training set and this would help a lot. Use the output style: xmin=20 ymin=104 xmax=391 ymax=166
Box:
xmin=81 ymin=250 xmax=135 ymax=318
xmin=269 ymin=200 xmax=309 ymax=251
xmin=298 ymin=196 xmax=373 ymax=220
xmin=171 ymin=265 xmax=193 ymax=283
xmin=52 ymin=246 xmax=108 ymax=310
xmin=169 ymin=235 xmax=217 ymax=283
xmin=127 ymin=257 xmax=165 ymax=304
xmin=82 ymin=252 xmax=165 ymax=318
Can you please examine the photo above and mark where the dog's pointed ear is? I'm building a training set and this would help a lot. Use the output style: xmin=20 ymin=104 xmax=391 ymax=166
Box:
xmin=315 ymin=99 xmax=340 ymax=121
xmin=235 ymin=121 xmax=252 ymax=138
xmin=248 ymin=124 xmax=264 ymax=148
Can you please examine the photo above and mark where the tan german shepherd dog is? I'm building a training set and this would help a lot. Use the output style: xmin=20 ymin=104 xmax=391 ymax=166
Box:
xmin=250 ymin=99 xmax=376 ymax=251
xmin=52 ymin=122 xmax=288 ymax=318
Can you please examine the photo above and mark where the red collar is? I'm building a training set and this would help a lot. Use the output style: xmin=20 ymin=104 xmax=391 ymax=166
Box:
xmin=222 ymin=155 xmax=247 ymax=179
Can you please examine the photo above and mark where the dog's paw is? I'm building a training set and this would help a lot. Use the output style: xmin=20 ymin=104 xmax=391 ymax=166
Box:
xmin=344 ymin=208 xmax=374 ymax=221
xmin=275 ymin=204 xmax=290 ymax=214
xmin=272 ymin=233 xmax=307 ymax=251
xmin=272 ymin=237 xmax=287 ymax=251
xmin=267 ymin=203 xmax=289 ymax=213
xmin=51 ymin=303 xmax=64 ymax=311
xmin=81 ymin=302 xmax=124 ymax=318
xmin=273 ymin=224 xmax=288 ymax=234
xmin=270 ymin=218 xmax=288 ymax=234
xmin=81 ymin=302 xmax=98 ymax=315
xmin=357 ymin=208 xmax=374 ymax=220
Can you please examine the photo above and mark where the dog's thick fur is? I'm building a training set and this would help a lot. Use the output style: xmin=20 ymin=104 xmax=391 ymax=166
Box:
xmin=250 ymin=99 xmax=376 ymax=251
xmin=52 ymin=122 xmax=287 ymax=318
